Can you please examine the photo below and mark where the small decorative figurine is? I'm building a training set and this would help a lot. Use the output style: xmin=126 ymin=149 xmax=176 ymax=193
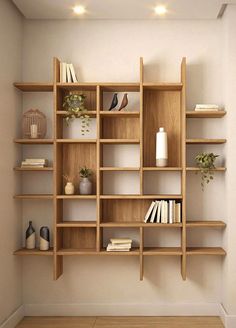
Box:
xmin=108 ymin=93 xmax=118 ymax=111
xmin=118 ymin=93 xmax=128 ymax=111
xmin=63 ymin=174 xmax=75 ymax=195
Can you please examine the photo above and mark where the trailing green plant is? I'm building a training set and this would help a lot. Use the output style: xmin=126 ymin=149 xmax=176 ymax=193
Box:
xmin=195 ymin=152 xmax=219 ymax=190
xmin=79 ymin=166 xmax=92 ymax=179
xmin=63 ymin=92 xmax=90 ymax=135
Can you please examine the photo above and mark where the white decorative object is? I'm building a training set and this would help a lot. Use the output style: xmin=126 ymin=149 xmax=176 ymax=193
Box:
xmin=30 ymin=124 xmax=38 ymax=138
xmin=79 ymin=177 xmax=92 ymax=195
xmin=156 ymin=127 xmax=168 ymax=167
xmin=65 ymin=182 xmax=75 ymax=195
xmin=25 ymin=221 xmax=36 ymax=249
xmin=39 ymin=226 xmax=50 ymax=251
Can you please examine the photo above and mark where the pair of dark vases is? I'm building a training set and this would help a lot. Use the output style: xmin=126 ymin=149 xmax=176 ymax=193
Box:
xmin=26 ymin=221 xmax=50 ymax=251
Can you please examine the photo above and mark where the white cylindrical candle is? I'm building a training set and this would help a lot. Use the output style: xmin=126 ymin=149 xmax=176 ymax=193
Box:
xmin=156 ymin=127 xmax=168 ymax=167
xmin=30 ymin=124 xmax=38 ymax=138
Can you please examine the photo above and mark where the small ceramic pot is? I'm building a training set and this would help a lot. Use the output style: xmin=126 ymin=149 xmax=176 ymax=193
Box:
xmin=79 ymin=177 xmax=92 ymax=195
xmin=65 ymin=182 xmax=75 ymax=195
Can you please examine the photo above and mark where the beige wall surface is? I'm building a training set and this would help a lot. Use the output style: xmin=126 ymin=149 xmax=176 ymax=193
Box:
xmin=21 ymin=18 xmax=228 ymax=310
xmin=0 ymin=0 xmax=23 ymax=325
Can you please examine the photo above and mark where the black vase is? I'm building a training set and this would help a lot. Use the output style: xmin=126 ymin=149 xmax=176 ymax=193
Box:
xmin=39 ymin=226 xmax=50 ymax=251
xmin=26 ymin=221 xmax=36 ymax=249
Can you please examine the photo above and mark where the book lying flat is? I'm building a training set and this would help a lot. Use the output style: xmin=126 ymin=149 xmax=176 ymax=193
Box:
xmin=110 ymin=238 xmax=132 ymax=244
xmin=195 ymin=104 xmax=219 ymax=109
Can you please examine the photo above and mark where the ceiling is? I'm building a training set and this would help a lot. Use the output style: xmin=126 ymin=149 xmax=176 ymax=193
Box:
xmin=12 ymin=0 xmax=236 ymax=20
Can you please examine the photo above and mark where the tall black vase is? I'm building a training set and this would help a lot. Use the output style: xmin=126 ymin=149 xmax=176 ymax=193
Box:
xmin=26 ymin=221 xmax=36 ymax=249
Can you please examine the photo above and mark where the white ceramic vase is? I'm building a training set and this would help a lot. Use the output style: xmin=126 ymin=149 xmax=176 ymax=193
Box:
xmin=156 ymin=127 xmax=168 ymax=167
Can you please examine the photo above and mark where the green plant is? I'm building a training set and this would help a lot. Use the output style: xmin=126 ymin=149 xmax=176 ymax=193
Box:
xmin=195 ymin=152 xmax=219 ymax=190
xmin=79 ymin=166 xmax=92 ymax=178
xmin=63 ymin=92 xmax=90 ymax=135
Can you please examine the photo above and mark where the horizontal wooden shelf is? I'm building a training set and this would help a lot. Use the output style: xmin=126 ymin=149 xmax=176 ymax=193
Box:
xmin=14 ymin=167 xmax=53 ymax=171
xmin=143 ymin=167 xmax=182 ymax=171
xmin=186 ymin=167 xmax=226 ymax=172
xmin=57 ymin=110 xmax=97 ymax=117
xmin=57 ymin=221 xmax=97 ymax=227
xmin=100 ymin=139 xmax=140 ymax=144
xmin=100 ymin=194 xmax=182 ymax=199
xmin=186 ymin=221 xmax=226 ymax=228
xmin=14 ymin=139 xmax=53 ymax=144
xmin=57 ymin=248 xmax=140 ymax=255
xmin=186 ymin=247 xmax=226 ymax=256
xmin=14 ymin=194 xmax=53 ymax=200
xmin=14 ymin=248 xmax=53 ymax=256
xmin=56 ymin=139 xmax=96 ymax=143
xmin=100 ymin=167 xmax=140 ymax=171
xmin=186 ymin=139 xmax=226 ymax=144
xmin=100 ymin=222 xmax=182 ymax=228
xmin=186 ymin=111 xmax=226 ymax=118
xmin=143 ymin=83 xmax=183 ymax=91
xmin=14 ymin=82 xmax=53 ymax=92
xmin=143 ymin=247 xmax=182 ymax=256
xmin=100 ymin=83 xmax=140 ymax=92
xmin=56 ymin=195 xmax=96 ymax=199
xmin=100 ymin=111 xmax=140 ymax=117
xmin=57 ymin=83 xmax=97 ymax=91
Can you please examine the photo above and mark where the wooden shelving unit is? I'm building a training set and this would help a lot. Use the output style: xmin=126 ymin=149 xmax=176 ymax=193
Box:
xmin=13 ymin=57 xmax=227 ymax=281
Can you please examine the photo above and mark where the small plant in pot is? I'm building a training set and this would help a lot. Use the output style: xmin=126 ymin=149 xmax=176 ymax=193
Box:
xmin=79 ymin=167 xmax=92 ymax=195
xmin=195 ymin=152 xmax=219 ymax=191
xmin=63 ymin=174 xmax=75 ymax=195
xmin=63 ymin=92 xmax=90 ymax=135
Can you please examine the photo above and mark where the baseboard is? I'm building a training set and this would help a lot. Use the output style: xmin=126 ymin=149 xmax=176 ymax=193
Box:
xmin=0 ymin=305 xmax=24 ymax=328
xmin=219 ymin=304 xmax=236 ymax=328
xmin=24 ymin=302 xmax=220 ymax=316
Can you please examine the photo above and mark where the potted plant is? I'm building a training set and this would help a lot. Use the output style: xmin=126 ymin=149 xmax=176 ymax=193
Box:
xmin=63 ymin=92 xmax=90 ymax=135
xmin=195 ymin=152 xmax=219 ymax=190
xmin=63 ymin=174 xmax=75 ymax=195
xmin=79 ymin=167 xmax=92 ymax=195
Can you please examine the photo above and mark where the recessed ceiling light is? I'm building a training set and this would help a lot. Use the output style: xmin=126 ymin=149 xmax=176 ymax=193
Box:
xmin=73 ymin=5 xmax=85 ymax=15
xmin=154 ymin=5 xmax=167 ymax=15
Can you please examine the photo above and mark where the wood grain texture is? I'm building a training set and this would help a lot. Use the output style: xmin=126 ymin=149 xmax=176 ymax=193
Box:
xmin=186 ymin=221 xmax=226 ymax=228
xmin=14 ymin=83 xmax=53 ymax=92
xmin=14 ymin=248 xmax=53 ymax=256
xmin=14 ymin=139 xmax=53 ymax=144
xmin=16 ymin=316 xmax=224 ymax=328
xmin=186 ymin=111 xmax=226 ymax=118
xmin=186 ymin=139 xmax=226 ymax=144
xmin=62 ymin=227 xmax=96 ymax=249
xmin=101 ymin=117 xmax=140 ymax=139
xmin=143 ymin=90 xmax=181 ymax=167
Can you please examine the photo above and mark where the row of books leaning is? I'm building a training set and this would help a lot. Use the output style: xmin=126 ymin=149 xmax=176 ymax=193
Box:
xmin=144 ymin=200 xmax=181 ymax=224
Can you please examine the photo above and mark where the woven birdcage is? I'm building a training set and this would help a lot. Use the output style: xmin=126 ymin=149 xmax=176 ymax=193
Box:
xmin=22 ymin=109 xmax=47 ymax=138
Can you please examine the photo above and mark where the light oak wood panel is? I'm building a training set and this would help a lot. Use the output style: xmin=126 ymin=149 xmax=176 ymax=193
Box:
xmin=100 ymin=139 xmax=140 ymax=144
xmin=57 ymin=110 xmax=97 ymax=117
xmin=62 ymin=143 xmax=97 ymax=195
xmin=16 ymin=316 xmax=224 ymax=328
xmin=143 ymin=83 xmax=183 ymax=91
xmin=186 ymin=139 xmax=226 ymax=144
xmin=57 ymin=221 xmax=97 ymax=227
xmin=14 ymin=248 xmax=53 ymax=256
xmin=62 ymin=227 xmax=96 ymax=249
xmin=14 ymin=167 xmax=53 ymax=171
xmin=14 ymin=139 xmax=53 ymax=144
xmin=100 ymin=195 xmax=182 ymax=200
xmin=186 ymin=167 xmax=226 ymax=171
xmin=57 ymin=139 xmax=97 ymax=143
xmin=14 ymin=194 xmax=53 ymax=200
xmin=101 ymin=117 xmax=140 ymax=139
xmin=143 ymin=167 xmax=182 ymax=171
xmin=186 ymin=247 xmax=226 ymax=255
xmin=143 ymin=90 xmax=181 ymax=167
xmin=143 ymin=247 xmax=182 ymax=256
xmin=57 ymin=83 xmax=97 ymax=92
xmin=100 ymin=222 xmax=182 ymax=227
xmin=186 ymin=111 xmax=226 ymax=118
xmin=14 ymin=83 xmax=53 ymax=92
xmin=100 ymin=111 xmax=140 ymax=117
xmin=100 ymin=167 xmax=140 ymax=171
xmin=100 ymin=83 xmax=140 ymax=92
xmin=186 ymin=221 xmax=226 ymax=228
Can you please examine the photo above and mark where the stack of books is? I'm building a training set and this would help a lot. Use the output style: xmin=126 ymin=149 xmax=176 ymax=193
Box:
xmin=144 ymin=200 xmax=181 ymax=224
xmin=106 ymin=238 xmax=132 ymax=252
xmin=21 ymin=158 xmax=48 ymax=168
xmin=60 ymin=62 xmax=78 ymax=83
xmin=194 ymin=104 xmax=219 ymax=112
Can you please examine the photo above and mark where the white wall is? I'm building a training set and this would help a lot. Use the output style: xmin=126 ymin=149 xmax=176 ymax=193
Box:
xmin=20 ymin=18 xmax=228 ymax=313
xmin=0 ymin=0 xmax=23 ymax=325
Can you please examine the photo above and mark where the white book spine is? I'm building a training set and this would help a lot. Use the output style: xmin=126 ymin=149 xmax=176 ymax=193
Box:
xmin=150 ymin=201 xmax=158 ymax=223
xmin=66 ymin=64 xmax=72 ymax=83
xmin=156 ymin=200 xmax=162 ymax=223
xmin=169 ymin=200 xmax=175 ymax=224
xmin=144 ymin=201 xmax=155 ymax=223
xmin=175 ymin=203 xmax=181 ymax=223
xmin=69 ymin=64 xmax=78 ymax=83
xmin=61 ymin=62 xmax=67 ymax=83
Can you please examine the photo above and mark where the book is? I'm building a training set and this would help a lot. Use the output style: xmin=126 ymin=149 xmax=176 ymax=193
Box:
xmin=195 ymin=104 xmax=219 ymax=111
xmin=69 ymin=63 xmax=78 ymax=83
xmin=175 ymin=203 xmax=181 ymax=223
xmin=60 ymin=62 xmax=67 ymax=83
xmin=169 ymin=200 xmax=175 ymax=224
xmin=107 ymin=243 xmax=131 ymax=250
xmin=156 ymin=200 xmax=162 ymax=223
xmin=150 ymin=201 xmax=159 ymax=223
xmin=110 ymin=238 xmax=132 ymax=244
xmin=25 ymin=159 xmax=47 ymax=163
xmin=161 ymin=200 xmax=166 ymax=223
xmin=66 ymin=64 xmax=72 ymax=83
xmin=144 ymin=201 xmax=156 ymax=223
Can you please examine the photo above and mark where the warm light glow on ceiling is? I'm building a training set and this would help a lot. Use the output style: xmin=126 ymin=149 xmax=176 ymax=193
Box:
xmin=154 ymin=5 xmax=167 ymax=15
xmin=73 ymin=5 xmax=85 ymax=15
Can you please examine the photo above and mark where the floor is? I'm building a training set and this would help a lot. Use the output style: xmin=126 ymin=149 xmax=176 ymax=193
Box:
xmin=16 ymin=316 xmax=224 ymax=328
